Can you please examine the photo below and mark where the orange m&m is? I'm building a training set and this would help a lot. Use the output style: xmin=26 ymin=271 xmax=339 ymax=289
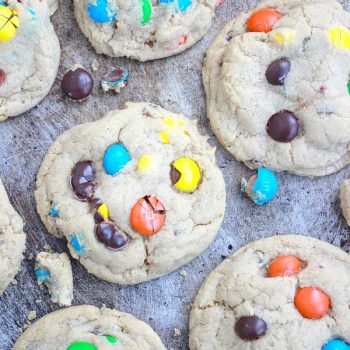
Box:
xmin=130 ymin=195 xmax=166 ymax=236
xmin=268 ymin=255 xmax=302 ymax=277
xmin=247 ymin=8 xmax=281 ymax=33
xmin=294 ymin=287 xmax=330 ymax=319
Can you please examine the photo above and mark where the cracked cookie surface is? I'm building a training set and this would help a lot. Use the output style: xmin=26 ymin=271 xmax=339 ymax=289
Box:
xmin=0 ymin=178 xmax=26 ymax=295
xmin=204 ymin=0 xmax=350 ymax=176
xmin=13 ymin=305 xmax=166 ymax=349
xmin=189 ymin=235 xmax=350 ymax=350
xmin=0 ymin=0 xmax=60 ymax=118
xmin=35 ymin=102 xmax=226 ymax=284
xmin=74 ymin=0 xmax=218 ymax=61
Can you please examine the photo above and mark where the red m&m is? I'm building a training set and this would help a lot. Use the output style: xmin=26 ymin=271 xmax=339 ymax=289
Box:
xmin=294 ymin=287 xmax=330 ymax=319
xmin=247 ymin=8 xmax=281 ymax=33
xmin=268 ymin=255 xmax=302 ymax=277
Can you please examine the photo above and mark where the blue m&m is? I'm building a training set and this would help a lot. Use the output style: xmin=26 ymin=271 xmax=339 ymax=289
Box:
xmin=87 ymin=0 xmax=116 ymax=23
xmin=241 ymin=168 xmax=278 ymax=205
xmin=103 ymin=143 xmax=131 ymax=176
xmin=322 ymin=339 xmax=350 ymax=350
xmin=159 ymin=0 xmax=192 ymax=12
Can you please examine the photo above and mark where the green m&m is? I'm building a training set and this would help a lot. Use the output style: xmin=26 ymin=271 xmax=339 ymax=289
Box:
xmin=67 ymin=335 xmax=118 ymax=349
xmin=105 ymin=335 xmax=118 ymax=344
xmin=67 ymin=342 xmax=97 ymax=350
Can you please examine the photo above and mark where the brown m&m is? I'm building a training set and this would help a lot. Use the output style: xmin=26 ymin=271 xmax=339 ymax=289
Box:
xmin=266 ymin=110 xmax=299 ymax=142
xmin=265 ymin=58 xmax=291 ymax=85
xmin=95 ymin=222 xmax=130 ymax=250
xmin=71 ymin=160 xmax=96 ymax=200
xmin=61 ymin=67 xmax=94 ymax=100
xmin=235 ymin=316 xmax=267 ymax=340
xmin=130 ymin=195 xmax=166 ymax=236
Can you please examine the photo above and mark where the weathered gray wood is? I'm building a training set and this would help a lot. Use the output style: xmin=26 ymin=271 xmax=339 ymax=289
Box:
xmin=1 ymin=0 xmax=350 ymax=348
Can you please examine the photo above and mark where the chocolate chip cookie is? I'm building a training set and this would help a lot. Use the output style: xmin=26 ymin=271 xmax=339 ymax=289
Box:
xmin=189 ymin=235 xmax=350 ymax=350
xmin=0 ymin=178 xmax=26 ymax=295
xmin=13 ymin=305 xmax=166 ymax=349
xmin=35 ymin=102 xmax=226 ymax=284
xmin=74 ymin=0 xmax=219 ymax=61
xmin=0 ymin=0 xmax=60 ymax=118
xmin=204 ymin=0 xmax=350 ymax=176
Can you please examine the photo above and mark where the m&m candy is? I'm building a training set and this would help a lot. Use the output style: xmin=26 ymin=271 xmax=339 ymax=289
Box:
xmin=0 ymin=5 xmax=19 ymax=42
xmin=322 ymin=339 xmax=350 ymax=350
xmin=67 ymin=341 xmax=97 ymax=350
xmin=241 ymin=168 xmax=278 ymax=205
xmin=247 ymin=8 xmax=280 ymax=33
xmin=140 ymin=0 xmax=152 ymax=24
xmin=159 ymin=0 xmax=192 ymax=12
xmin=268 ymin=255 xmax=302 ymax=277
xmin=294 ymin=287 xmax=330 ymax=319
xmin=87 ymin=0 xmax=116 ymax=23
xmin=130 ymin=195 xmax=166 ymax=235
xmin=170 ymin=158 xmax=201 ymax=192
xmin=103 ymin=143 xmax=131 ymax=176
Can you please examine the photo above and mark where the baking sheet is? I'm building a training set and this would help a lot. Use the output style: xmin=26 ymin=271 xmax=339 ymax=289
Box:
xmin=1 ymin=0 xmax=350 ymax=348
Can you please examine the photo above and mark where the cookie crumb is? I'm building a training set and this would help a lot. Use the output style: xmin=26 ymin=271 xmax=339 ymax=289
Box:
xmin=179 ymin=270 xmax=187 ymax=277
xmin=90 ymin=59 xmax=100 ymax=72
xmin=43 ymin=244 xmax=52 ymax=251
xmin=174 ymin=328 xmax=181 ymax=337
xmin=28 ymin=311 xmax=37 ymax=321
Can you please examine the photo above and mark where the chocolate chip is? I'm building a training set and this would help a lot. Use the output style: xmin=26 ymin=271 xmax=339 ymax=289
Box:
xmin=94 ymin=210 xmax=105 ymax=224
xmin=103 ymin=67 xmax=125 ymax=83
xmin=0 ymin=69 xmax=5 ymax=86
xmin=266 ymin=110 xmax=299 ymax=142
xmin=61 ymin=67 xmax=94 ymax=100
xmin=95 ymin=222 xmax=130 ymax=250
xmin=226 ymin=31 xmax=234 ymax=41
xmin=235 ymin=316 xmax=267 ymax=340
xmin=89 ymin=197 xmax=103 ymax=209
xmin=170 ymin=165 xmax=181 ymax=185
xmin=71 ymin=161 xmax=96 ymax=200
xmin=265 ymin=58 xmax=291 ymax=85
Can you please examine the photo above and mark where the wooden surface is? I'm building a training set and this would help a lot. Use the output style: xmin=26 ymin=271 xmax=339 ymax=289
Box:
xmin=1 ymin=0 xmax=350 ymax=348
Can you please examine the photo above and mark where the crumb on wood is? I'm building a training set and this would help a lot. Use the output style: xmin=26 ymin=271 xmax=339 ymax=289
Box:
xmin=27 ymin=311 xmax=37 ymax=321
xmin=174 ymin=328 xmax=181 ymax=337
xmin=179 ymin=270 xmax=187 ymax=277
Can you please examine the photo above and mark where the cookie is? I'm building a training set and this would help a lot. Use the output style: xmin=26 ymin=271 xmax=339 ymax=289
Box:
xmin=13 ymin=305 xmax=166 ymax=349
xmin=0 ymin=178 xmax=26 ymax=295
xmin=74 ymin=0 xmax=218 ymax=61
xmin=35 ymin=251 xmax=73 ymax=306
xmin=189 ymin=235 xmax=350 ymax=350
xmin=35 ymin=102 xmax=226 ymax=284
xmin=204 ymin=0 xmax=350 ymax=176
xmin=47 ymin=0 xmax=58 ymax=15
xmin=0 ymin=0 xmax=60 ymax=118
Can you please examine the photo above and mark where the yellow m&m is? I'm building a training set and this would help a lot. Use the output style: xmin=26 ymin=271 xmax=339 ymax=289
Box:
xmin=170 ymin=158 xmax=201 ymax=192
xmin=0 ymin=5 xmax=20 ymax=42
xmin=329 ymin=27 xmax=350 ymax=49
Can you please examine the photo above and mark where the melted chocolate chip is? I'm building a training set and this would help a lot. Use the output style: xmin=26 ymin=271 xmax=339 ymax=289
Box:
xmin=95 ymin=222 xmax=130 ymax=250
xmin=265 ymin=58 xmax=291 ymax=85
xmin=266 ymin=110 xmax=299 ymax=142
xmin=235 ymin=316 xmax=267 ymax=340
xmin=0 ymin=69 xmax=5 ymax=86
xmin=170 ymin=165 xmax=181 ymax=185
xmin=89 ymin=197 xmax=103 ymax=209
xmin=61 ymin=67 xmax=94 ymax=100
xmin=94 ymin=210 xmax=105 ymax=224
xmin=71 ymin=161 xmax=96 ymax=200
